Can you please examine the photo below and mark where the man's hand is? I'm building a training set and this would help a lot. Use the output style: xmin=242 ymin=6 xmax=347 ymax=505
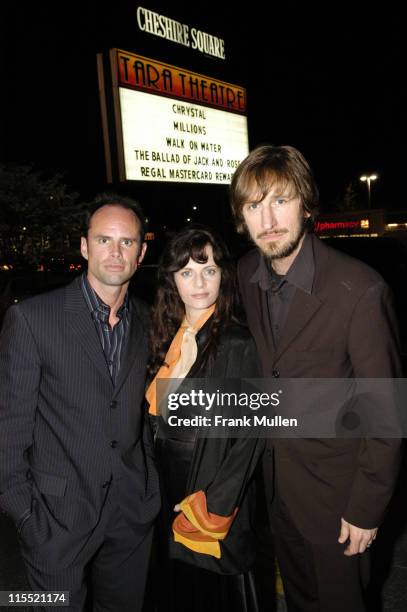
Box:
xmin=338 ymin=518 xmax=378 ymax=555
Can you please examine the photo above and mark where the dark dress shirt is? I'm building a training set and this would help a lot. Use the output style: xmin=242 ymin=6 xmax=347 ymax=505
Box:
xmin=252 ymin=233 xmax=315 ymax=347
xmin=80 ymin=274 xmax=129 ymax=384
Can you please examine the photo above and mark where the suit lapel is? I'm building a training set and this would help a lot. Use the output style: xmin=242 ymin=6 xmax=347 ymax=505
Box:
xmin=64 ymin=278 xmax=112 ymax=384
xmin=113 ymin=298 xmax=146 ymax=396
xmin=274 ymin=236 xmax=330 ymax=360
xmin=274 ymin=290 xmax=322 ymax=361
xmin=240 ymin=236 xmax=331 ymax=366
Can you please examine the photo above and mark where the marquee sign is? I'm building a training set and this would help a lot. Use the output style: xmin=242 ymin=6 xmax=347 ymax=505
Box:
xmin=107 ymin=49 xmax=249 ymax=184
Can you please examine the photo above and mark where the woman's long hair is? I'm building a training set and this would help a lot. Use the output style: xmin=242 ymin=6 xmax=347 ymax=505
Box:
xmin=148 ymin=225 xmax=238 ymax=379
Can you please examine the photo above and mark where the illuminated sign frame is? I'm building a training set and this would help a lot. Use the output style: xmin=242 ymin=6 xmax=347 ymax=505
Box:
xmin=101 ymin=49 xmax=249 ymax=184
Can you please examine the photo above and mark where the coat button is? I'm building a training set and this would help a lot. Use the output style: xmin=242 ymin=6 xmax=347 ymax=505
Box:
xmin=110 ymin=401 xmax=118 ymax=409
xmin=102 ymin=481 xmax=110 ymax=488
xmin=272 ymin=369 xmax=280 ymax=378
xmin=110 ymin=440 xmax=118 ymax=448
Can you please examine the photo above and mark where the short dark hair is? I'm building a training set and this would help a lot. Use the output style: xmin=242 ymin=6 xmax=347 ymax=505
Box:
xmin=230 ymin=145 xmax=319 ymax=233
xmin=83 ymin=192 xmax=146 ymax=241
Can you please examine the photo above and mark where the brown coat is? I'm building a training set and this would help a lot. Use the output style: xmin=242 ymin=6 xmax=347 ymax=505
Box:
xmin=238 ymin=234 xmax=402 ymax=543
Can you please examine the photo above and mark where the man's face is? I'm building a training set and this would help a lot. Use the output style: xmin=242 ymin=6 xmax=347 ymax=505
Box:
xmin=80 ymin=205 xmax=146 ymax=294
xmin=241 ymin=183 xmax=310 ymax=261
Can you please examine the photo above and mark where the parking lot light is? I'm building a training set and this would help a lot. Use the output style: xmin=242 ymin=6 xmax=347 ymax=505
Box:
xmin=360 ymin=174 xmax=378 ymax=209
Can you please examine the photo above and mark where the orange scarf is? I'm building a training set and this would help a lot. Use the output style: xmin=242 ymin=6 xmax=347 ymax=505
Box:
xmin=146 ymin=305 xmax=215 ymax=415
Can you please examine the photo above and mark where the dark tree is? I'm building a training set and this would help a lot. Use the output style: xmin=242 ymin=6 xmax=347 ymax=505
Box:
xmin=0 ymin=164 xmax=84 ymax=266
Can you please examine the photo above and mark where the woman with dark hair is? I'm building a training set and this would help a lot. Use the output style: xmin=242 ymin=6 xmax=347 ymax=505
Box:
xmin=146 ymin=225 xmax=262 ymax=612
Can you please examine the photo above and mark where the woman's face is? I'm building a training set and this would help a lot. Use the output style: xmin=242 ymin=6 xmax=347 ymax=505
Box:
xmin=173 ymin=244 xmax=221 ymax=321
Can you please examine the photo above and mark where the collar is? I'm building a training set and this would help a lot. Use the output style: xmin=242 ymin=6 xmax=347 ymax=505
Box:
xmin=250 ymin=232 xmax=315 ymax=295
xmin=80 ymin=274 xmax=129 ymax=319
xmin=181 ymin=303 xmax=216 ymax=332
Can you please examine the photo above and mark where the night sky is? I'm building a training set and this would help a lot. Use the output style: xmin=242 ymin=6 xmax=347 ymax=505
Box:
xmin=1 ymin=1 xmax=405 ymax=227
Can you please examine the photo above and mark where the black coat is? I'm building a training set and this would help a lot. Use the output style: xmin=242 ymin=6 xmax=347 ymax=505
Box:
xmin=155 ymin=317 xmax=264 ymax=574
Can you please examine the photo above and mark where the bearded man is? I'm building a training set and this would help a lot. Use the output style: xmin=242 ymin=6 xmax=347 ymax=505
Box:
xmin=230 ymin=145 xmax=401 ymax=612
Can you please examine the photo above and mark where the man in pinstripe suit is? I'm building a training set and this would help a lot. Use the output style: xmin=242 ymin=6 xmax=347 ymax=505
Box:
xmin=0 ymin=194 xmax=160 ymax=610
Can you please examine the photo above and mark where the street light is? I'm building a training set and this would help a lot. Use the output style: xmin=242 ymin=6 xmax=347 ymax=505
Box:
xmin=360 ymin=174 xmax=378 ymax=209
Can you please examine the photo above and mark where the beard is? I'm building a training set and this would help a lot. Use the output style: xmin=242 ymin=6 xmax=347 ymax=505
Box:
xmin=257 ymin=217 xmax=308 ymax=260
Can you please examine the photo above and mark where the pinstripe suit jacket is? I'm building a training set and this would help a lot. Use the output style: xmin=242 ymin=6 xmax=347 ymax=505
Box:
xmin=0 ymin=277 xmax=160 ymax=569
